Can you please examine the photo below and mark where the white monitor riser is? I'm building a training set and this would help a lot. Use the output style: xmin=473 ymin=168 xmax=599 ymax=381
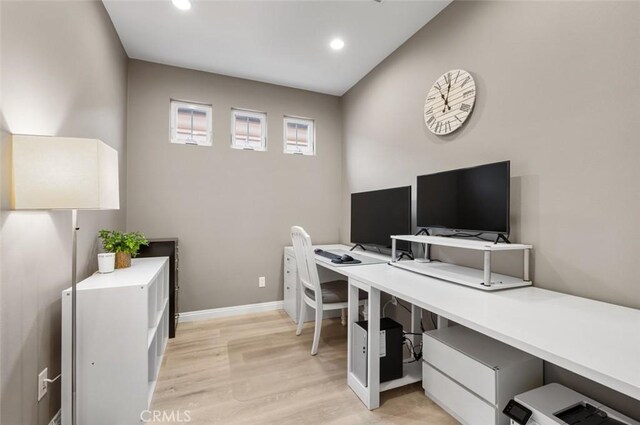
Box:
xmin=390 ymin=235 xmax=532 ymax=291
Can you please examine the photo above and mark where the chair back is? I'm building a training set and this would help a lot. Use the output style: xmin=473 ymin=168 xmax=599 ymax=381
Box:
xmin=290 ymin=226 xmax=321 ymax=297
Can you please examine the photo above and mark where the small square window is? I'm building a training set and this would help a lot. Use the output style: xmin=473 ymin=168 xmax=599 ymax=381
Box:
xmin=283 ymin=116 xmax=315 ymax=156
xmin=231 ymin=109 xmax=267 ymax=151
xmin=170 ymin=100 xmax=212 ymax=146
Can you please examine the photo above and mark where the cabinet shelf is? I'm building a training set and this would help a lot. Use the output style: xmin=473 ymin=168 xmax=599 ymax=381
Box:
xmin=148 ymin=298 xmax=169 ymax=348
xmin=379 ymin=361 xmax=422 ymax=392
xmin=147 ymin=338 xmax=166 ymax=407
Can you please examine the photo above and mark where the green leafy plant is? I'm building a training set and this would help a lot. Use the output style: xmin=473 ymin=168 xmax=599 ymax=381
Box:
xmin=98 ymin=230 xmax=149 ymax=257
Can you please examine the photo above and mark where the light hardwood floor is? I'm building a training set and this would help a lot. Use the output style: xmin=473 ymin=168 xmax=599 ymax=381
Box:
xmin=150 ymin=310 xmax=456 ymax=424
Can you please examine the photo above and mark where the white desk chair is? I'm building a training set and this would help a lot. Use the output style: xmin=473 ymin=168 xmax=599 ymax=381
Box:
xmin=291 ymin=226 xmax=366 ymax=355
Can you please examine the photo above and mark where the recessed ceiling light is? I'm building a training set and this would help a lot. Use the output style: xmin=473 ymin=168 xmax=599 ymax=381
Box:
xmin=172 ymin=0 xmax=191 ymax=11
xmin=330 ymin=38 xmax=345 ymax=51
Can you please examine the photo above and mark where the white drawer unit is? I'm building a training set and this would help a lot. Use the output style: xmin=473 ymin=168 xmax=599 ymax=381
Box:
xmin=284 ymin=251 xmax=295 ymax=270
xmin=283 ymin=252 xmax=299 ymax=321
xmin=422 ymin=325 xmax=543 ymax=425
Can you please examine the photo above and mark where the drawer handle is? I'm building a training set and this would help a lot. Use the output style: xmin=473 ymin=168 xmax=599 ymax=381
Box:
xmin=286 ymin=270 xmax=290 ymax=274
xmin=286 ymin=286 xmax=290 ymax=290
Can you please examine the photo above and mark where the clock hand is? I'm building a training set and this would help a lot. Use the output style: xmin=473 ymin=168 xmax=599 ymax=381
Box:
xmin=437 ymin=86 xmax=453 ymax=113
xmin=442 ymin=83 xmax=452 ymax=113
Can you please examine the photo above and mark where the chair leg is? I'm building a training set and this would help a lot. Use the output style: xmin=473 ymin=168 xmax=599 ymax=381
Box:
xmin=341 ymin=308 xmax=347 ymax=326
xmin=296 ymin=300 xmax=306 ymax=336
xmin=311 ymin=306 xmax=323 ymax=355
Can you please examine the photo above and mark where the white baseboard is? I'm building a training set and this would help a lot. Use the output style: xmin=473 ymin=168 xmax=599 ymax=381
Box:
xmin=48 ymin=409 xmax=61 ymax=425
xmin=178 ymin=300 xmax=284 ymax=323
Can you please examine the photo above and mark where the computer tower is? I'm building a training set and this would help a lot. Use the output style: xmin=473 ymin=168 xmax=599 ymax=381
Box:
xmin=351 ymin=317 xmax=404 ymax=386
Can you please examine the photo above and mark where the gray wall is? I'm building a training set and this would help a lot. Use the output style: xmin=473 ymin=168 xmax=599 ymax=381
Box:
xmin=0 ymin=1 xmax=128 ymax=424
xmin=341 ymin=0 xmax=640 ymax=418
xmin=126 ymin=60 xmax=342 ymax=313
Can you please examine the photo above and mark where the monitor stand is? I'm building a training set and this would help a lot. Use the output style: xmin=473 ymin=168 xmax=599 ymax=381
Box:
xmin=350 ymin=244 xmax=367 ymax=252
xmin=495 ymin=234 xmax=511 ymax=244
xmin=415 ymin=228 xmax=430 ymax=236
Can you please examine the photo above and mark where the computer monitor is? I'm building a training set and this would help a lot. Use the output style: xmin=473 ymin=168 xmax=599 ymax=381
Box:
xmin=350 ymin=186 xmax=411 ymax=251
xmin=416 ymin=161 xmax=510 ymax=235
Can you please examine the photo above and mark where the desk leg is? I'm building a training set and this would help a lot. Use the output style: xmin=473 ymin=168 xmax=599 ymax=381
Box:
xmin=524 ymin=248 xmax=531 ymax=282
xmin=410 ymin=305 xmax=422 ymax=346
xmin=347 ymin=280 xmax=380 ymax=410
xmin=347 ymin=283 xmax=358 ymax=388
xmin=366 ymin=287 xmax=381 ymax=410
xmin=437 ymin=316 xmax=449 ymax=329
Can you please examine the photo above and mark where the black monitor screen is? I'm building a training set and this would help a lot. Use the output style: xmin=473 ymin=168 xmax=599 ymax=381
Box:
xmin=351 ymin=186 xmax=411 ymax=251
xmin=417 ymin=161 xmax=510 ymax=234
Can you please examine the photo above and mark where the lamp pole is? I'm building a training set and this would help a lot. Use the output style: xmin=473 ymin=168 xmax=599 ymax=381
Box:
xmin=71 ymin=209 xmax=78 ymax=425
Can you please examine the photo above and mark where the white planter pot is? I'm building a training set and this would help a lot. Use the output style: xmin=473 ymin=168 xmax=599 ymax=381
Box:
xmin=98 ymin=253 xmax=116 ymax=274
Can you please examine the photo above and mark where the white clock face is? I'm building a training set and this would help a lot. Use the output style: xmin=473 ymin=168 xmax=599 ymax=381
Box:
xmin=424 ymin=69 xmax=476 ymax=135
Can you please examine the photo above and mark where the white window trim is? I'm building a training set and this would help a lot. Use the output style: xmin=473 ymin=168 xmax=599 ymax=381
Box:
xmin=283 ymin=115 xmax=315 ymax=156
xmin=230 ymin=108 xmax=267 ymax=152
xmin=170 ymin=100 xmax=213 ymax=146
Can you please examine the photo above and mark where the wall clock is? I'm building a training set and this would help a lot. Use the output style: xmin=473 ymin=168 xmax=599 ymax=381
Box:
xmin=424 ymin=69 xmax=476 ymax=135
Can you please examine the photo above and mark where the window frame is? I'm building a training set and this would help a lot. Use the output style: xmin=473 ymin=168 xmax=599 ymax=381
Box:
xmin=170 ymin=99 xmax=213 ymax=146
xmin=283 ymin=115 xmax=315 ymax=156
xmin=230 ymin=108 xmax=268 ymax=152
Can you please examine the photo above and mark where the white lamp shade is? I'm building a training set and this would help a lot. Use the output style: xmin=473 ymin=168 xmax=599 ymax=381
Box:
xmin=11 ymin=135 xmax=120 ymax=210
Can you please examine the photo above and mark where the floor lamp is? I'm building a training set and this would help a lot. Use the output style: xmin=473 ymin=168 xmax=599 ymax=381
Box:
xmin=10 ymin=135 xmax=120 ymax=425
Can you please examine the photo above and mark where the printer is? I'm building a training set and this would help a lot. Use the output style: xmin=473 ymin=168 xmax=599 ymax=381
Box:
xmin=503 ymin=384 xmax=639 ymax=425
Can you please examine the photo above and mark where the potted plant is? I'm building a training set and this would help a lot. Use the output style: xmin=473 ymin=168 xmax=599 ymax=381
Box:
xmin=98 ymin=230 xmax=149 ymax=269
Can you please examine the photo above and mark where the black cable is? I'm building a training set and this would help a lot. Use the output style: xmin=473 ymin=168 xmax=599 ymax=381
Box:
xmin=404 ymin=338 xmax=417 ymax=361
xmin=440 ymin=232 xmax=498 ymax=242
xmin=396 ymin=299 xmax=412 ymax=313
xmin=403 ymin=336 xmax=423 ymax=362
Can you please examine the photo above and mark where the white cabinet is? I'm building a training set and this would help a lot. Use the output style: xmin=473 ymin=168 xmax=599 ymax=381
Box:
xmin=61 ymin=257 xmax=169 ymax=425
xmin=422 ymin=325 xmax=542 ymax=425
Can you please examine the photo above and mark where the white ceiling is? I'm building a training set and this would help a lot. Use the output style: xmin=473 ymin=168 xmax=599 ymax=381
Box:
xmin=103 ymin=0 xmax=451 ymax=96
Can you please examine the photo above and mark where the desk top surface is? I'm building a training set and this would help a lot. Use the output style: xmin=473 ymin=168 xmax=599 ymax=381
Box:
xmin=285 ymin=243 xmax=640 ymax=401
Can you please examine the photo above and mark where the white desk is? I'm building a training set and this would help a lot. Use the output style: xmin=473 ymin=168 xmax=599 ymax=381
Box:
xmin=284 ymin=244 xmax=640 ymax=410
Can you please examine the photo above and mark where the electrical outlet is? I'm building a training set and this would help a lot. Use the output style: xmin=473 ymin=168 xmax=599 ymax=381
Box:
xmin=38 ymin=368 xmax=48 ymax=401
xmin=258 ymin=276 xmax=266 ymax=288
